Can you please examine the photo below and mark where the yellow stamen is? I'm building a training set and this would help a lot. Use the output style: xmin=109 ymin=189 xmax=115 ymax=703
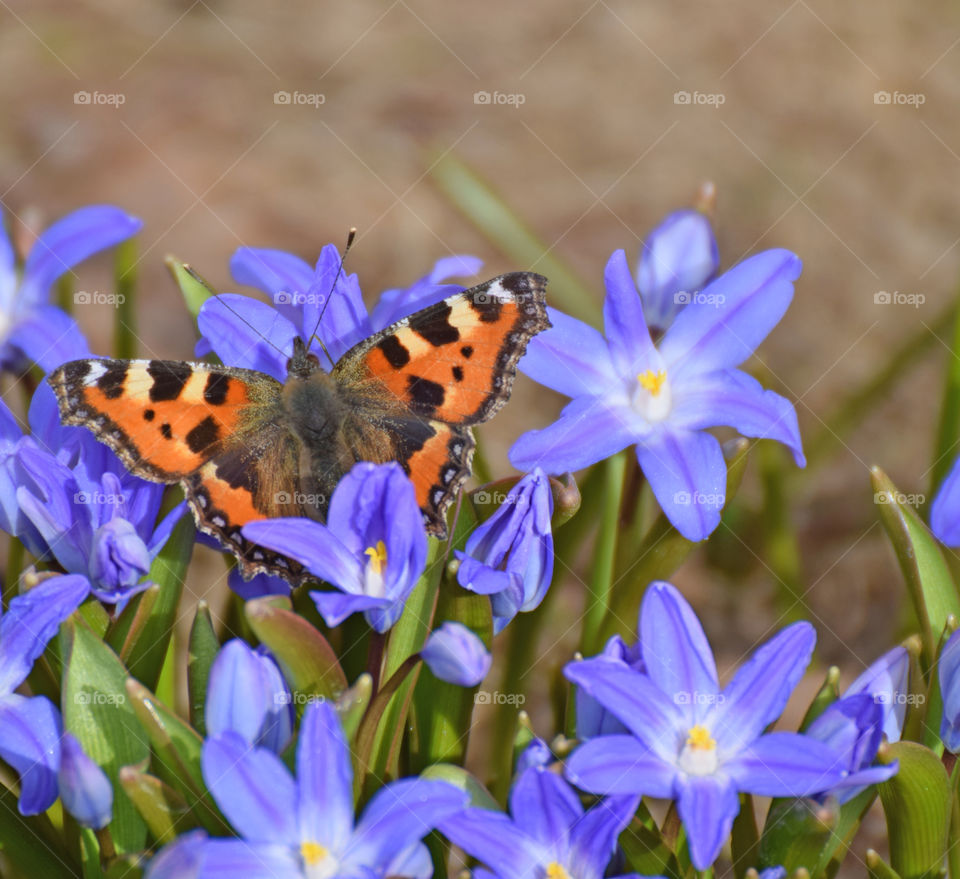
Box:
xmin=686 ymin=724 xmax=717 ymax=751
xmin=546 ymin=863 xmax=572 ymax=879
xmin=364 ymin=540 xmax=388 ymax=576
xmin=300 ymin=841 xmax=329 ymax=866
xmin=637 ymin=369 xmax=667 ymax=396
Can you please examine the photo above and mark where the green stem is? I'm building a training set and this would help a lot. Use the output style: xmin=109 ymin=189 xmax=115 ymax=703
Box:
xmin=113 ymin=238 xmax=138 ymax=360
xmin=3 ymin=536 xmax=24 ymax=605
xmin=580 ymin=452 xmax=627 ymax=654
xmin=932 ymin=296 xmax=960 ymax=497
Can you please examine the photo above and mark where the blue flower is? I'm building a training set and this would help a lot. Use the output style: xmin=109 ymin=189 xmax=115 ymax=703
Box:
xmin=146 ymin=700 xmax=467 ymax=878
xmin=510 ymin=248 xmax=804 ymax=541
xmin=421 ymin=621 xmax=492 ymax=686
xmin=243 ymin=462 xmax=427 ymax=632
xmin=197 ymin=244 xmax=481 ymax=380
xmin=636 ymin=209 xmax=719 ymax=334
xmin=57 ymin=731 xmax=113 ymax=829
xmin=939 ymin=630 xmax=960 ymax=751
xmin=439 ymin=741 xmax=642 ymax=879
xmin=564 ymin=581 xmax=847 ymax=870
xmin=0 ymin=384 xmax=187 ymax=604
xmin=575 ymin=633 xmax=645 ymax=740
xmin=204 ymin=639 xmax=293 ymax=753
xmin=0 ymin=205 xmax=141 ymax=372
xmin=931 ymin=458 xmax=960 ymax=546
xmin=456 ymin=468 xmax=554 ymax=633
xmin=0 ymin=573 xmax=90 ymax=814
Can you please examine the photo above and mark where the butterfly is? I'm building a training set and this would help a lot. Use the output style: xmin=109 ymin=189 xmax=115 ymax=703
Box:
xmin=48 ymin=272 xmax=549 ymax=585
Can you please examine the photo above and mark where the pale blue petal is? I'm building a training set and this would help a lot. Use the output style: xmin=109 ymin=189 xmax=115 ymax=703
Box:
xmin=519 ymin=307 xmax=620 ymax=399
xmin=310 ymin=590 xmax=392 ymax=629
xmin=670 ymin=369 xmax=805 ymax=466
xmin=635 ymin=428 xmax=726 ymax=541
xmin=567 ymin=795 xmax=641 ymax=879
xmin=57 ymin=732 xmax=113 ymax=829
xmin=932 ymin=457 xmax=960 ymax=546
xmin=603 ymin=249 xmax=656 ymax=377
xmin=438 ymin=808 xmax=545 ymax=878
xmin=508 ymin=764 xmax=582 ymax=847
xmin=565 ymin=736 xmax=676 ymax=798
xmin=0 ymin=694 xmax=62 ymax=815
xmin=9 ymin=306 xmax=92 ymax=373
xmin=847 ymin=646 xmax=910 ymax=743
xmin=725 ymin=731 xmax=848 ymax=797
xmin=201 ymin=732 xmax=299 ymax=845
xmin=195 ymin=840 xmax=300 ymax=879
xmin=230 ymin=247 xmax=315 ymax=303
xmin=659 ymin=249 xmax=801 ymax=382
xmin=939 ymin=630 xmax=960 ymax=751
xmin=675 ymin=775 xmax=740 ymax=870
xmin=144 ymin=830 xmax=207 ymax=879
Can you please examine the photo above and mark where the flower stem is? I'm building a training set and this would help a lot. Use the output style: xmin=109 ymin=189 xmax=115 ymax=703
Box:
xmin=580 ymin=452 xmax=627 ymax=655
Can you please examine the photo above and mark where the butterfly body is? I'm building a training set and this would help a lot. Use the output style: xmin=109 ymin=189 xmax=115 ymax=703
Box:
xmin=49 ymin=272 xmax=549 ymax=585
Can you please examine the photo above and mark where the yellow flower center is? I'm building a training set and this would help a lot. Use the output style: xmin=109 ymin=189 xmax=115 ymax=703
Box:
xmin=637 ymin=369 xmax=667 ymax=396
xmin=300 ymin=841 xmax=329 ymax=866
xmin=686 ymin=724 xmax=717 ymax=750
xmin=364 ymin=540 xmax=388 ymax=576
xmin=546 ymin=863 xmax=572 ymax=879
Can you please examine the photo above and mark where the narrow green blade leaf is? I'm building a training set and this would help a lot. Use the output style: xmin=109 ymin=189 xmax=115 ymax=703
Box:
xmin=165 ymin=256 xmax=217 ymax=318
xmin=61 ymin=619 xmax=149 ymax=854
xmin=118 ymin=764 xmax=192 ymax=844
xmin=0 ymin=786 xmax=76 ymax=879
xmin=872 ymin=466 xmax=960 ymax=667
xmin=867 ymin=850 xmax=905 ymax=879
xmin=187 ymin=601 xmax=220 ymax=735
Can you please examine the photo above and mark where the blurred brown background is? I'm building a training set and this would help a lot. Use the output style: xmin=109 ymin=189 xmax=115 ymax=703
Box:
xmin=2 ymin=0 xmax=958 ymax=868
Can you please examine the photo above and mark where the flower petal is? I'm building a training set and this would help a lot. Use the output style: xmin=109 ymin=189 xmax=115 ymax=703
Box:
xmin=310 ymin=590 xmax=391 ymax=629
xmin=189 ymin=839 xmax=300 ymax=879
xmin=603 ymin=249 xmax=656 ymax=377
xmin=296 ymin=701 xmax=355 ymax=852
xmin=346 ymin=778 xmax=468 ymax=870
xmin=659 ymin=249 xmax=801 ymax=381
xmin=939 ymin=630 xmax=960 ymax=751
xmin=57 ymin=731 xmax=113 ymax=829
xmin=725 ymin=731 xmax=849 ymax=797
xmin=567 ymin=794 xmax=641 ymax=879
xmin=201 ymin=732 xmax=298 ymax=845
xmin=312 ymin=245 xmax=371 ymax=363
xmin=438 ymin=808 xmax=544 ymax=878
xmin=0 ymin=219 xmax=16 ymax=311
xmin=640 ymin=581 xmax=719 ymax=718
xmin=421 ymin=622 xmax=492 ymax=687
xmin=0 ymin=574 xmax=90 ymax=694
xmin=564 ymin=658 xmax=682 ymax=762
xmin=230 ymin=247 xmax=315 ymax=305
xmin=635 ymin=428 xmax=726 ymax=541
xmin=711 ymin=622 xmax=815 ymax=755
xmin=846 ymin=646 xmax=910 ymax=744
xmin=520 ymin=307 xmax=620 ymax=399
xmin=9 ymin=306 xmax=92 ymax=373
xmin=932 ymin=457 xmax=960 ymax=546
xmin=508 ymin=764 xmax=582 ymax=847
xmin=565 ymin=735 xmax=676 ymax=798
xmin=144 ymin=830 xmax=208 ymax=879
xmin=510 ymin=397 xmax=638 ymax=474
xmin=670 ymin=368 xmax=805 ymax=467
xmin=0 ymin=694 xmax=62 ymax=815
xmin=19 ymin=206 xmax=141 ymax=310
xmin=675 ymin=775 xmax=741 ymax=870
xmin=196 ymin=294 xmax=297 ymax=381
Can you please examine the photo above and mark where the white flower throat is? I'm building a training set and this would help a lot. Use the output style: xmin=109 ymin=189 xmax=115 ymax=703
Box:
xmin=633 ymin=368 xmax=672 ymax=422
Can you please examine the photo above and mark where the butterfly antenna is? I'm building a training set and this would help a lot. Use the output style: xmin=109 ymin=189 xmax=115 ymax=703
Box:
xmin=183 ymin=264 xmax=290 ymax=362
xmin=306 ymin=227 xmax=357 ymax=369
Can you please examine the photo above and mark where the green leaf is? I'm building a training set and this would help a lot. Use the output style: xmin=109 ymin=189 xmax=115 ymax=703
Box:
xmin=244 ymin=596 xmax=347 ymax=701
xmin=872 ymin=466 xmax=960 ymax=668
xmin=931 ymin=297 xmax=960 ymax=496
xmin=108 ymin=508 xmax=195 ymax=690
xmin=79 ymin=827 xmax=102 ymax=879
xmin=118 ymin=763 xmax=193 ymax=844
xmin=124 ymin=678 xmax=227 ymax=835
xmin=113 ymin=238 xmax=138 ymax=360
xmin=620 ymin=811 xmax=678 ymax=877
xmin=867 ymin=850 xmax=905 ymax=879
xmin=336 ymin=673 xmax=372 ymax=741
xmin=165 ymin=256 xmax=218 ymax=318
xmin=601 ymin=438 xmax=751 ymax=643
xmin=187 ymin=601 xmax=220 ymax=735
xmin=61 ymin=619 xmax=149 ymax=854
xmin=799 ymin=666 xmax=841 ymax=731
xmin=0 ymin=786 xmax=76 ymax=879
xmin=877 ymin=741 xmax=950 ymax=879
xmin=428 ymin=152 xmax=599 ymax=324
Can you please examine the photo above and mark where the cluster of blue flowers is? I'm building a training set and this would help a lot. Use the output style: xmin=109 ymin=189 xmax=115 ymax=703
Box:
xmin=0 ymin=202 xmax=955 ymax=878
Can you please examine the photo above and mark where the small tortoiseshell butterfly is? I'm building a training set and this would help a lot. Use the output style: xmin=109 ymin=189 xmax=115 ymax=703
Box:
xmin=49 ymin=272 xmax=549 ymax=585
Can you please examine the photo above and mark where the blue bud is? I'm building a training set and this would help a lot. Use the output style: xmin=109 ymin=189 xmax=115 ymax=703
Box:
xmin=57 ymin=732 xmax=112 ymax=829
xmin=421 ymin=622 xmax=491 ymax=687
